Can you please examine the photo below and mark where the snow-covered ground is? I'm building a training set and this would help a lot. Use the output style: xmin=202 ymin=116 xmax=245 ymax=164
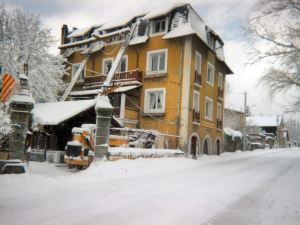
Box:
xmin=1 ymin=148 xmax=300 ymax=225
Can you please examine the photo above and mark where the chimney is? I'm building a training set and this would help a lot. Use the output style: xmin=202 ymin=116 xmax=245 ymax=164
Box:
xmin=61 ymin=24 xmax=69 ymax=45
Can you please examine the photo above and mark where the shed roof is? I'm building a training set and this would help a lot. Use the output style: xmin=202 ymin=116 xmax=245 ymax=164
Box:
xmin=246 ymin=116 xmax=282 ymax=127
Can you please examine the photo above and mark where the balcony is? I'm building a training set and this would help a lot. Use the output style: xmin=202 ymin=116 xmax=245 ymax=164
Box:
xmin=193 ymin=110 xmax=200 ymax=123
xmin=194 ymin=71 xmax=201 ymax=86
xmin=217 ymin=119 xmax=223 ymax=129
xmin=84 ymin=69 xmax=142 ymax=88
xmin=218 ymin=87 xmax=224 ymax=99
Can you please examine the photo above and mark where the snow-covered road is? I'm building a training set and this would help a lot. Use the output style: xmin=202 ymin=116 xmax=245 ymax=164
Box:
xmin=1 ymin=148 xmax=300 ymax=225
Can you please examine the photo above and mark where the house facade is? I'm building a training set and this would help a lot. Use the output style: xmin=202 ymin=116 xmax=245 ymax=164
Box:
xmin=59 ymin=3 xmax=233 ymax=155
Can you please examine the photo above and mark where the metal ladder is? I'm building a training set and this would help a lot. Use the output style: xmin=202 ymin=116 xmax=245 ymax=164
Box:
xmin=60 ymin=54 xmax=90 ymax=101
xmin=101 ymin=21 xmax=139 ymax=91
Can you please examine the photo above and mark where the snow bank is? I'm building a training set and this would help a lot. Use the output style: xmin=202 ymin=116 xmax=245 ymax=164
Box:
xmin=109 ymin=147 xmax=184 ymax=157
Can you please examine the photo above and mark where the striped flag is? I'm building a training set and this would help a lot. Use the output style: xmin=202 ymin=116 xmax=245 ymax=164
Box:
xmin=1 ymin=73 xmax=16 ymax=102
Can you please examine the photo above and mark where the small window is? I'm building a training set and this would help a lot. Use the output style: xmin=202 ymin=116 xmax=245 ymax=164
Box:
xmin=218 ymin=72 xmax=223 ymax=89
xmin=217 ymin=103 xmax=222 ymax=120
xmin=195 ymin=51 xmax=202 ymax=74
xmin=193 ymin=91 xmax=200 ymax=112
xmin=146 ymin=49 xmax=168 ymax=75
xmin=102 ymin=58 xmax=113 ymax=74
xmin=205 ymin=97 xmax=213 ymax=120
xmin=144 ymin=88 xmax=166 ymax=113
xmin=151 ymin=18 xmax=167 ymax=35
xmin=72 ymin=63 xmax=85 ymax=81
xmin=207 ymin=62 xmax=215 ymax=86
xmin=117 ymin=56 xmax=128 ymax=73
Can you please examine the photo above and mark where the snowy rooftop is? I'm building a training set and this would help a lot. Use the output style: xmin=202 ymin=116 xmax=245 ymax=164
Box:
xmin=246 ymin=116 xmax=282 ymax=127
xmin=32 ymin=99 xmax=96 ymax=125
xmin=224 ymin=127 xmax=242 ymax=139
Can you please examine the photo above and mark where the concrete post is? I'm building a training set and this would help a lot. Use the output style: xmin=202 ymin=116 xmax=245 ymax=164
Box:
xmin=8 ymin=74 xmax=35 ymax=160
xmin=94 ymin=96 xmax=113 ymax=157
xmin=8 ymin=92 xmax=34 ymax=159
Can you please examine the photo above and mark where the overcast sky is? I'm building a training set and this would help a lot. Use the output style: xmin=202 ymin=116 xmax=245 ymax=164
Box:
xmin=2 ymin=0 xmax=292 ymax=118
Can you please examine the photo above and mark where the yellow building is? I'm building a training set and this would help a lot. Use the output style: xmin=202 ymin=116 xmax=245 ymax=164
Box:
xmin=59 ymin=3 xmax=233 ymax=155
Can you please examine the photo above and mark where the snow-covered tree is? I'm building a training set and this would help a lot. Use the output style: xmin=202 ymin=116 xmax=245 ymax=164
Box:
xmin=247 ymin=0 xmax=300 ymax=112
xmin=0 ymin=5 xmax=66 ymax=102
xmin=0 ymin=103 xmax=11 ymax=146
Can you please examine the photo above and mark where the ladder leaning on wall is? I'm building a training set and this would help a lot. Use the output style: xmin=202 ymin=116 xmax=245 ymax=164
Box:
xmin=61 ymin=20 xmax=139 ymax=101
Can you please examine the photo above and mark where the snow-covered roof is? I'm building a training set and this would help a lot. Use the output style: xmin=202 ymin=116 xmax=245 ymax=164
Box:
xmin=59 ymin=37 xmax=96 ymax=49
xmin=224 ymin=128 xmax=242 ymax=139
xmin=67 ymin=24 xmax=103 ymax=38
xmin=246 ymin=116 xmax=282 ymax=127
xmin=32 ymin=99 xmax=96 ymax=125
xmin=69 ymin=85 xmax=140 ymax=97
xmin=129 ymin=36 xmax=149 ymax=45
xmin=142 ymin=2 xmax=187 ymax=20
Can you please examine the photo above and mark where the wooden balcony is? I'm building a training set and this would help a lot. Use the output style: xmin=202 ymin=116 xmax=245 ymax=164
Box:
xmin=193 ymin=110 xmax=200 ymax=123
xmin=194 ymin=71 xmax=201 ymax=86
xmin=217 ymin=119 xmax=223 ymax=129
xmin=218 ymin=87 xmax=224 ymax=99
xmin=84 ymin=69 xmax=142 ymax=86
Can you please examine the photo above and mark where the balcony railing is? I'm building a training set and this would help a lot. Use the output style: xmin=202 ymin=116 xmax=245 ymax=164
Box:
xmin=193 ymin=110 xmax=200 ymax=123
xmin=217 ymin=119 xmax=223 ymax=129
xmin=84 ymin=69 xmax=142 ymax=86
xmin=218 ymin=87 xmax=224 ymax=99
xmin=194 ymin=71 xmax=201 ymax=86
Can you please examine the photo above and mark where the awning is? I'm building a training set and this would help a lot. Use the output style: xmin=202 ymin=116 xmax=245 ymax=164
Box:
xmin=32 ymin=99 xmax=96 ymax=125
xmin=69 ymin=85 xmax=140 ymax=97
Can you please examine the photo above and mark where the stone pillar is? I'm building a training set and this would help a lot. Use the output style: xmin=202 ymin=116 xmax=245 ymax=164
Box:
xmin=9 ymin=93 xmax=35 ymax=159
xmin=94 ymin=96 xmax=113 ymax=157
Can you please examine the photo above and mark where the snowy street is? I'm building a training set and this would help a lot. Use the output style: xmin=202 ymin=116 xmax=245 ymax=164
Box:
xmin=1 ymin=148 xmax=300 ymax=225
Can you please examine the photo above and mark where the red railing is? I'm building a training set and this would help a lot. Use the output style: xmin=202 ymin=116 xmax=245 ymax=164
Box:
xmin=84 ymin=69 xmax=142 ymax=85
xmin=217 ymin=119 xmax=223 ymax=129
xmin=194 ymin=71 xmax=201 ymax=85
xmin=218 ymin=87 xmax=224 ymax=98
xmin=193 ymin=110 xmax=200 ymax=123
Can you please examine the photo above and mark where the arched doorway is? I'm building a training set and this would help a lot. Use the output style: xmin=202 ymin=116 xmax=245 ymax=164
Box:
xmin=188 ymin=133 xmax=200 ymax=156
xmin=216 ymin=139 xmax=221 ymax=155
xmin=203 ymin=136 xmax=212 ymax=155
xmin=191 ymin=136 xmax=198 ymax=156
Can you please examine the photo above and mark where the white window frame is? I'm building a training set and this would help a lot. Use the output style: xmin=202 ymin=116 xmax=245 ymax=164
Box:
xmin=195 ymin=51 xmax=202 ymax=75
xmin=116 ymin=55 xmax=128 ymax=73
xmin=207 ymin=62 xmax=215 ymax=87
xmin=146 ymin=49 xmax=168 ymax=75
xmin=72 ymin=63 xmax=85 ymax=81
xmin=193 ymin=90 xmax=200 ymax=112
xmin=150 ymin=18 xmax=168 ymax=36
xmin=102 ymin=57 xmax=114 ymax=74
xmin=217 ymin=103 xmax=222 ymax=120
xmin=205 ymin=96 xmax=213 ymax=121
xmin=218 ymin=72 xmax=223 ymax=89
xmin=144 ymin=88 xmax=166 ymax=114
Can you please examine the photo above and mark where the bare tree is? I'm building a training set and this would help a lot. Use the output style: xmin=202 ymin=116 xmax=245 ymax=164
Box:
xmin=247 ymin=0 xmax=300 ymax=112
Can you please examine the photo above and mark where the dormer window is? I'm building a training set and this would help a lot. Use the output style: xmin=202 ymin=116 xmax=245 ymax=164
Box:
xmin=151 ymin=18 xmax=167 ymax=35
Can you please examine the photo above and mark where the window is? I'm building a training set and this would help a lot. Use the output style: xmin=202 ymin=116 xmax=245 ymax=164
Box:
xmin=144 ymin=88 xmax=166 ymax=113
xmin=146 ymin=49 xmax=168 ymax=75
xmin=207 ymin=62 xmax=215 ymax=86
xmin=72 ymin=63 xmax=85 ymax=81
xmin=217 ymin=103 xmax=222 ymax=120
xmin=193 ymin=91 xmax=200 ymax=123
xmin=205 ymin=97 xmax=213 ymax=120
xmin=218 ymin=72 xmax=223 ymax=89
xmin=193 ymin=91 xmax=200 ymax=112
xmin=195 ymin=51 xmax=202 ymax=74
xmin=151 ymin=18 xmax=167 ymax=35
xmin=102 ymin=58 xmax=113 ymax=74
xmin=117 ymin=56 xmax=128 ymax=73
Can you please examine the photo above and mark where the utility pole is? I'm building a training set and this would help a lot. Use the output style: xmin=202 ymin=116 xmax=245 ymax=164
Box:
xmin=243 ymin=91 xmax=247 ymax=151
